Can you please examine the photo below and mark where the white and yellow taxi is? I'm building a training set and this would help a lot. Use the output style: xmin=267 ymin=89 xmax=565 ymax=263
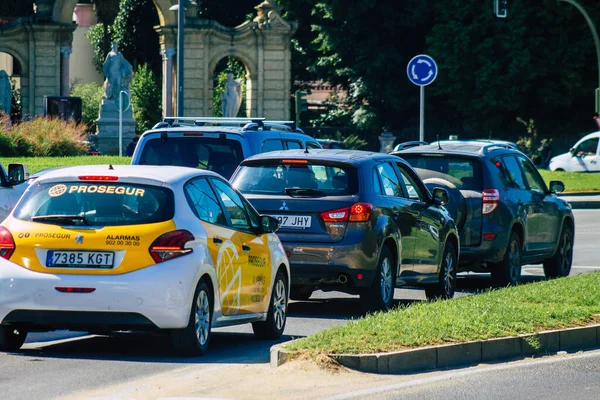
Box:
xmin=0 ymin=165 xmax=289 ymax=355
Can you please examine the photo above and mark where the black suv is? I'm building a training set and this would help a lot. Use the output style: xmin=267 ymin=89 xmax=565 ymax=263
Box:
xmin=393 ymin=141 xmax=574 ymax=286
xmin=230 ymin=149 xmax=459 ymax=311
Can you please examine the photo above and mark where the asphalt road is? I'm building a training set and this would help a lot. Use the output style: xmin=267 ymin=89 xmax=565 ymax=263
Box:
xmin=0 ymin=209 xmax=598 ymax=399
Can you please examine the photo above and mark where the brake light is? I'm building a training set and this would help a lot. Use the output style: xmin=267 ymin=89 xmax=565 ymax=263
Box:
xmin=55 ymin=287 xmax=96 ymax=293
xmin=149 ymin=230 xmax=194 ymax=263
xmin=349 ymin=203 xmax=373 ymax=222
xmin=321 ymin=203 xmax=373 ymax=223
xmin=482 ymin=189 xmax=500 ymax=215
xmin=78 ymin=176 xmax=118 ymax=181
xmin=281 ymin=159 xmax=308 ymax=164
xmin=320 ymin=207 xmax=349 ymax=222
xmin=0 ymin=226 xmax=15 ymax=259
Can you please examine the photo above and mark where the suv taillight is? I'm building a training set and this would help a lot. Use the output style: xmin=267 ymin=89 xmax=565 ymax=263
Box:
xmin=482 ymin=189 xmax=500 ymax=215
xmin=320 ymin=203 xmax=373 ymax=223
xmin=0 ymin=226 xmax=15 ymax=259
xmin=149 ymin=230 xmax=194 ymax=263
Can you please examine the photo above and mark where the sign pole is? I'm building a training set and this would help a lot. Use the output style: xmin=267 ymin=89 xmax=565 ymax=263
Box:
xmin=119 ymin=90 xmax=123 ymax=157
xmin=419 ymin=86 xmax=425 ymax=142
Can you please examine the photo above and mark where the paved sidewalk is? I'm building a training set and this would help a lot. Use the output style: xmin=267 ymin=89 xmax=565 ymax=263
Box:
xmin=558 ymin=192 xmax=600 ymax=209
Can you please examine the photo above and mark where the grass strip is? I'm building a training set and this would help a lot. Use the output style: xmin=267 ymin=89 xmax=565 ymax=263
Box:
xmin=539 ymin=170 xmax=600 ymax=192
xmin=285 ymin=273 xmax=600 ymax=355
xmin=0 ymin=156 xmax=131 ymax=174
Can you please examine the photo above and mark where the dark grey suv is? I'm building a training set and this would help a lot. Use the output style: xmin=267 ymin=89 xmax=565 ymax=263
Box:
xmin=393 ymin=140 xmax=574 ymax=287
xmin=230 ymin=149 xmax=459 ymax=311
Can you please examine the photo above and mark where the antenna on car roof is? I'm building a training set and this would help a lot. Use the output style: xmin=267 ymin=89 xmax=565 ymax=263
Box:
xmin=108 ymin=164 xmax=114 ymax=170
xmin=304 ymin=147 xmax=309 ymax=154
xmin=437 ymin=134 xmax=442 ymax=150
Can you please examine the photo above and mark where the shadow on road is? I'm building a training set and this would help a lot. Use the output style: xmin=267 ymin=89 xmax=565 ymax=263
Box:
xmin=14 ymin=330 xmax=292 ymax=365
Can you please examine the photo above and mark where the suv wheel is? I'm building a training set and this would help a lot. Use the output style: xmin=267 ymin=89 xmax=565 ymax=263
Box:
xmin=425 ymin=241 xmax=457 ymax=300
xmin=361 ymin=246 xmax=395 ymax=312
xmin=253 ymin=269 xmax=288 ymax=339
xmin=543 ymin=225 xmax=573 ymax=279
xmin=0 ymin=326 xmax=27 ymax=351
xmin=289 ymin=285 xmax=313 ymax=301
xmin=171 ymin=280 xmax=212 ymax=356
xmin=490 ymin=231 xmax=522 ymax=287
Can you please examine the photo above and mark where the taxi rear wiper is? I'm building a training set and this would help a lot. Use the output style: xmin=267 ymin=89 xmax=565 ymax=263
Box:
xmin=31 ymin=214 xmax=89 ymax=225
xmin=284 ymin=188 xmax=324 ymax=197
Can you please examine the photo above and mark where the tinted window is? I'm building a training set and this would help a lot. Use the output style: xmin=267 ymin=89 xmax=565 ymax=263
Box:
xmin=376 ymin=162 xmax=402 ymax=197
xmin=372 ymin=167 xmax=383 ymax=194
xmin=502 ymin=156 xmax=526 ymax=189
xmin=184 ymin=178 xmax=226 ymax=225
xmin=396 ymin=163 xmax=424 ymax=201
xmin=15 ymin=182 xmax=173 ymax=226
xmin=262 ymin=139 xmax=284 ymax=152
xmin=285 ymin=140 xmax=302 ymax=150
xmin=211 ymin=179 xmax=251 ymax=231
xmin=401 ymin=154 xmax=482 ymax=191
xmin=138 ymin=135 xmax=244 ymax=179
xmin=519 ymin=157 xmax=546 ymax=193
xmin=575 ymin=138 xmax=599 ymax=156
xmin=232 ymin=161 xmax=358 ymax=195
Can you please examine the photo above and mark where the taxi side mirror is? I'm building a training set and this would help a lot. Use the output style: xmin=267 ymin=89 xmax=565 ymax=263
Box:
xmin=260 ymin=215 xmax=280 ymax=233
xmin=7 ymin=163 xmax=29 ymax=186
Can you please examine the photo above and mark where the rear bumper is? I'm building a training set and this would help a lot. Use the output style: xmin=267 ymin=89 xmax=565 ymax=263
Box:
xmin=281 ymin=235 xmax=378 ymax=290
xmin=0 ymin=256 xmax=199 ymax=331
xmin=459 ymin=229 xmax=509 ymax=267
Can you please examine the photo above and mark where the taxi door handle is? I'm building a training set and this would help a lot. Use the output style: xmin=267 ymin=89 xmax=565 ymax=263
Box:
xmin=242 ymin=244 xmax=251 ymax=253
xmin=213 ymin=237 xmax=223 ymax=246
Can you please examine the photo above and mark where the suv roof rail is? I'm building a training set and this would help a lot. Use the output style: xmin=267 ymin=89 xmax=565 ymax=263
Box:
xmin=159 ymin=117 xmax=298 ymax=132
xmin=479 ymin=142 xmax=515 ymax=154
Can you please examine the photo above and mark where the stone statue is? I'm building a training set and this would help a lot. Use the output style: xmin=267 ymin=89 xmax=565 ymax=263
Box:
xmin=102 ymin=42 xmax=133 ymax=100
xmin=0 ymin=70 xmax=11 ymax=116
xmin=221 ymin=73 xmax=242 ymax=117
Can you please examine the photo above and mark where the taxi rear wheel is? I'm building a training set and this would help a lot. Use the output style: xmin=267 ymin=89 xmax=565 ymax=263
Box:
xmin=0 ymin=326 xmax=27 ymax=351
xmin=171 ymin=280 xmax=212 ymax=356
xmin=253 ymin=269 xmax=288 ymax=340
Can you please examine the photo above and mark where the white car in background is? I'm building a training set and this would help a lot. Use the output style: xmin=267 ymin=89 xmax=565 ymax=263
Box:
xmin=550 ymin=131 xmax=600 ymax=172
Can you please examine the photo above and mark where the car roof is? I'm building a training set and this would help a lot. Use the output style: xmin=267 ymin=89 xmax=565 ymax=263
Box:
xmin=393 ymin=140 xmax=520 ymax=157
xmin=241 ymin=149 xmax=393 ymax=165
xmin=33 ymin=165 xmax=220 ymax=185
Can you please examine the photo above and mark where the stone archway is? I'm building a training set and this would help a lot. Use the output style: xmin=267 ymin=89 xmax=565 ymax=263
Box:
xmin=0 ymin=44 xmax=29 ymax=116
xmin=156 ymin=1 xmax=297 ymax=120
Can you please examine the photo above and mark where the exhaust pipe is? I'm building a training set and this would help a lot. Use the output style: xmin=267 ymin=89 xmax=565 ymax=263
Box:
xmin=337 ymin=274 xmax=348 ymax=284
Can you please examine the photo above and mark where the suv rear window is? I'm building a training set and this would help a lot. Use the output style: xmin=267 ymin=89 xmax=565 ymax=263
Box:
xmin=14 ymin=182 xmax=174 ymax=226
xmin=232 ymin=161 xmax=358 ymax=195
xmin=401 ymin=154 xmax=482 ymax=191
xmin=138 ymin=135 xmax=244 ymax=178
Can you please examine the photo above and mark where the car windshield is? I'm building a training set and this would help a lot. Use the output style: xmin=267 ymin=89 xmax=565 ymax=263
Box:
xmin=401 ymin=155 xmax=482 ymax=191
xmin=13 ymin=182 xmax=174 ymax=226
xmin=138 ymin=135 xmax=244 ymax=179
xmin=232 ymin=161 xmax=358 ymax=195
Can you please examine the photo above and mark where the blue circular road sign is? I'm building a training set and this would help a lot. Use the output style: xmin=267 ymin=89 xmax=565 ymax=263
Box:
xmin=407 ymin=54 xmax=438 ymax=86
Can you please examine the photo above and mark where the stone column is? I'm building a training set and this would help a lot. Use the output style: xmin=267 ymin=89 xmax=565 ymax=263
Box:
xmin=60 ymin=47 xmax=72 ymax=96
xmin=162 ymin=48 xmax=176 ymax=117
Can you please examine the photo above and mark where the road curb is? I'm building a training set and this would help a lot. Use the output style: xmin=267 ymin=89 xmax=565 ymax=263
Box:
xmin=565 ymin=201 xmax=600 ymax=210
xmin=271 ymin=324 xmax=600 ymax=374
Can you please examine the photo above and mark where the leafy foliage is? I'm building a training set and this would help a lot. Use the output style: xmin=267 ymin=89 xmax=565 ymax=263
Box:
xmin=212 ymin=57 xmax=247 ymax=117
xmin=130 ymin=64 xmax=162 ymax=133
xmin=0 ymin=117 xmax=88 ymax=157
xmin=111 ymin=0 xmax=161 ymax=77
xmin=70 ymin=83 xmax=104 ymax=133
xmin=86 ymin=23 xmax=110 ymax=74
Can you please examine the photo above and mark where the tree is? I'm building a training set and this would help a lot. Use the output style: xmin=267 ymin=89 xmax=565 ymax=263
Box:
xmin=70 ymin=82 xmax=103 ymax=133
xmin=111 ymin=0 xmax=161 ymax=77
xmin=130 ymin=64 xmax=162 ymax=133
xmin=87 ymin=0 xmax=120 ymax=74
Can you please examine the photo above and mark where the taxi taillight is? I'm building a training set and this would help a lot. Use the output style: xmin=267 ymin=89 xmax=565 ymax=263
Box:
xmin=149 ymin=230 xmax=194 ymax=263
xmin=0 ymin=226 xmax=15 ymax=259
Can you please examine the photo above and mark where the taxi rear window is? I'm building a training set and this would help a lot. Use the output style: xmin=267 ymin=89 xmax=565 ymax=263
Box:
xmin=13 ymin=182 xmax=174 ymax=226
